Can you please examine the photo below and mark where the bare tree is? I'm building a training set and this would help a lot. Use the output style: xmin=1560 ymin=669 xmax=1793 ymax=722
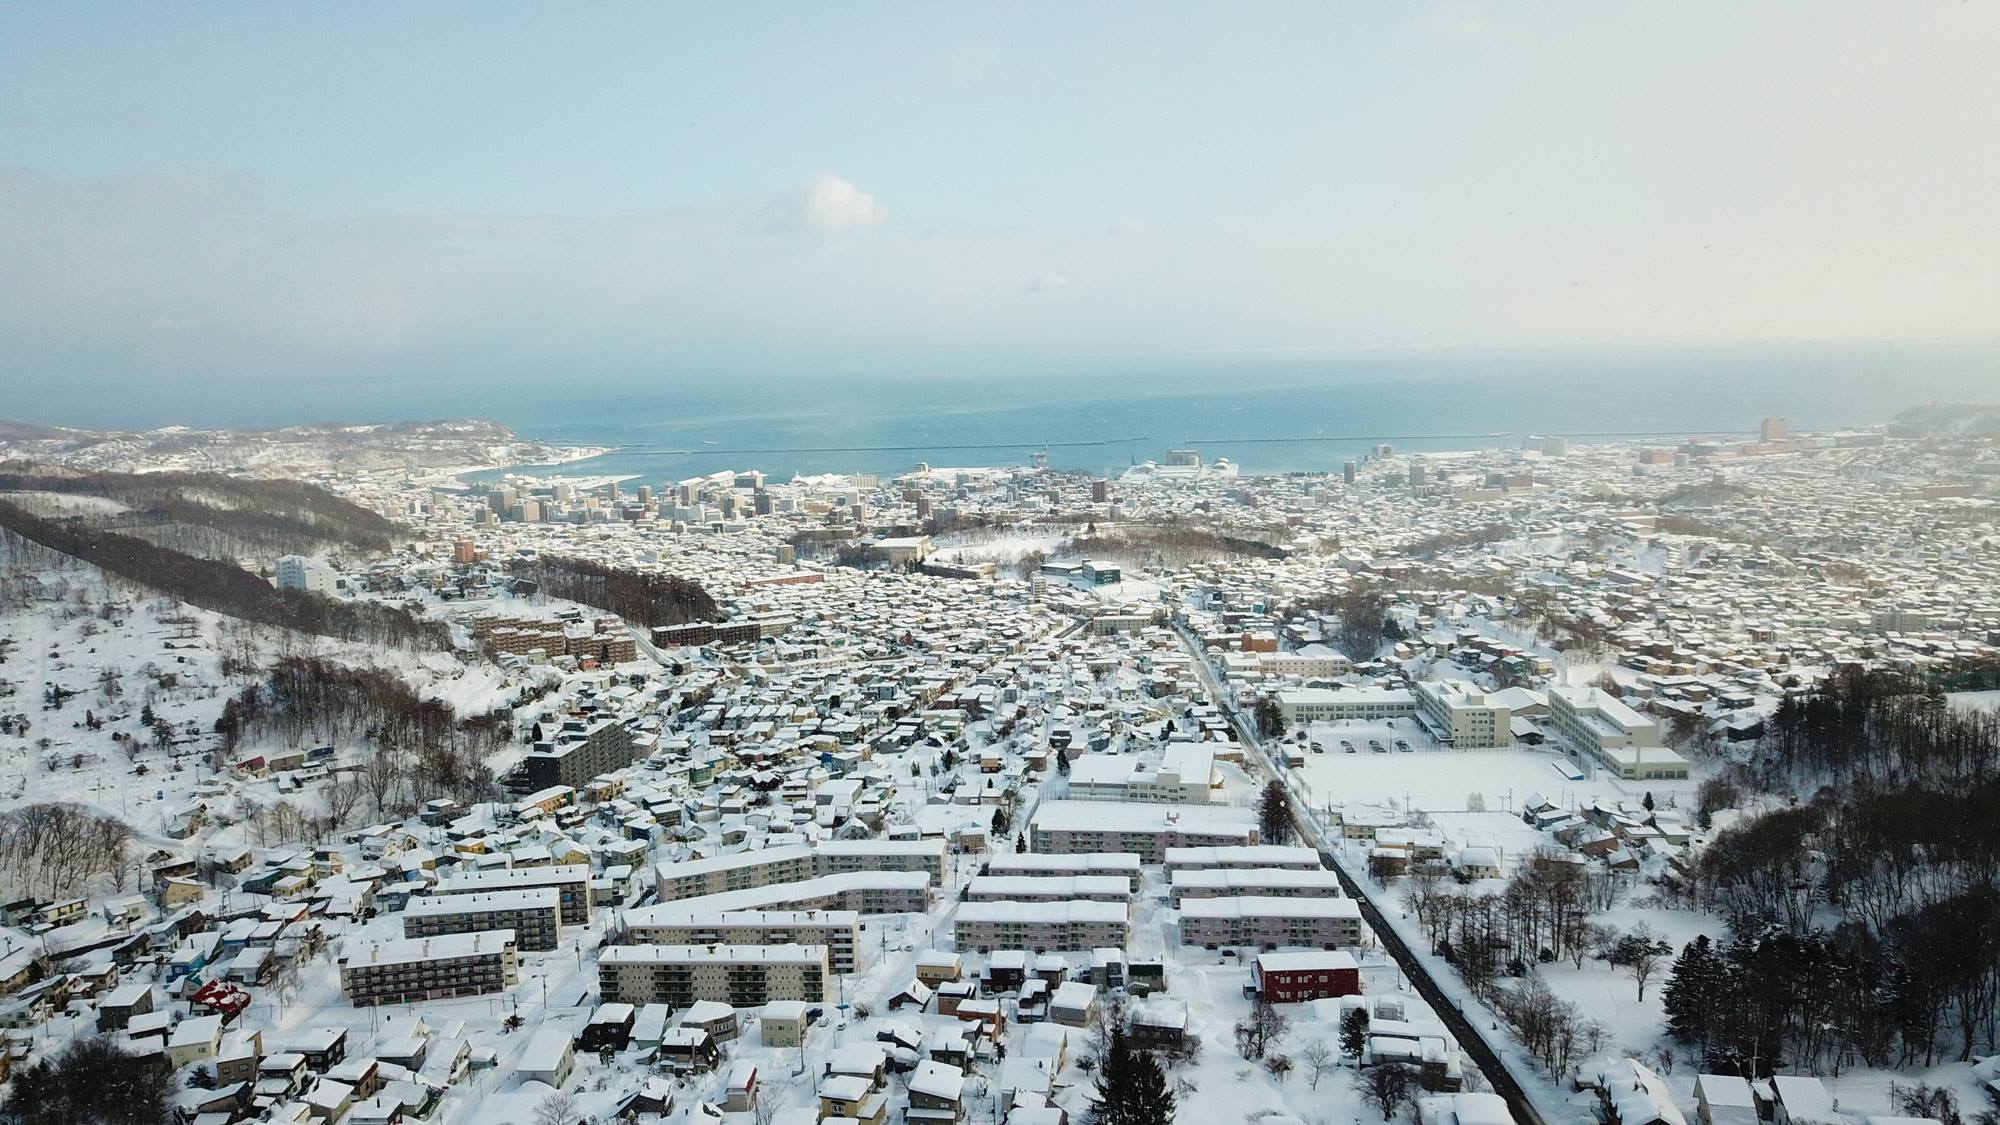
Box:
xmin=532 ymin=1092 xmax=581 ymax=1125
xmin=1234 ymin=994 xmax=1290 ymax=1060
xmin=1609 ymin=922 xmax=1672 ymax=1001
xmin=1361 ymin=1062 xmax=1416 ymax=1121
xmin=321 ymin=775 xmax=365 ymax=827
xmin=1299 ymin=1039 xmax=1335 ymax=1089
xmin=360 ymin=751 xmax=406 ymax=819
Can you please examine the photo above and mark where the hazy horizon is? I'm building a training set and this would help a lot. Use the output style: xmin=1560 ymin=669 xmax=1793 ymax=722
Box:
xmin=3 ymin=2 xmax=1997 ymax=425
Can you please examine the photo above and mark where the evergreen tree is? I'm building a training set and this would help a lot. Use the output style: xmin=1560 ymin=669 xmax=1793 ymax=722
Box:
xmin=1662 ymin=936 xmax=1724 ymax=1053
xmin=1340 ymin=1007 xmax=1371 ymax=1063
xmin=1091 ymin=1027 xmax=1175 ymax=1125
xmin=1258 ymin=780 xmax=1294 ymax=846
xmin=1056 ymin=747 xmax=1071 ymax=775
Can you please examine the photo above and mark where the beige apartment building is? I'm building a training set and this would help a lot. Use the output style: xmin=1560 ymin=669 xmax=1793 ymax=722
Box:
xmin=339 ymin=930 xmax=519 ymax=1006
xmin=1028 ymin=801 xmax=1257 ymax=862
xmin=432 ymin=864 xmax=593 ymax=925
xmin=624 ymin=909 xmax=862 ymax=974
xmin=1168 ymin=867 xmax=1344 ymax=906
xmin=404 ymin=888 xmax=563 ymax=952
xmin=598 ymin=943 xmax=832 ymax=1008
xmin=1163 ymin=845 xmax=1325 ymax=873
xmin=1179 ymin=896 xmax=1366 ymax=951
xmin=963 ymin=875 xmax=1132 ymax=904
xmin=985 ymin=852 xmax=1143 ymax=891
xmin=1412 ymin=680 xmax=1517 ymax=749
xmin=953 ymin=900 xmax=1130 ymax=954
xmin=656 ymin=871 xmax=933 ymax=918
xmin=654 ymin=840 xmax=946 ymax=903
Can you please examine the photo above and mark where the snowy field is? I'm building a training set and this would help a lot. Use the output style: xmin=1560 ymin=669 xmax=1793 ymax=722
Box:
xmin=1294 ymin=742 xmax=1699 ymax=817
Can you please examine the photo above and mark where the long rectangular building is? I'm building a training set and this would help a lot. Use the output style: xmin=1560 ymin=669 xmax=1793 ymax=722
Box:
xmin=953 ymin=900 xmax=1129 ymax=954
xmin=1028 ymin=801 xmax=1257 ymax=863
xmin=1179 ymin=896 xmax=1365 ymax=951
xmin=964 ymin=876 xmax=1131 ymax=904
xmin=598 ymin=943 xmax=832 ymax=1008
xmin=654 ymin=840 xmax=948 ymax=903
xmin=432 ymin=864 xmax=592 ymax=925
xmin=1163 ymin=846 xmax=1325 ymax=873
xmin=1168 ymin=867 xmax=1344 ymax=906
xmin=985 ymin=852 xmax=1142 ymax=891
xmin=653 ymin=871 xmax=931 ymax=917
xmin=404 ymin=888 xmax=562 ymax=952
xmin=623 ymin=909 xmax=861 ymax=974
xmin=339 ymin=930 xmax=519 ymax=1007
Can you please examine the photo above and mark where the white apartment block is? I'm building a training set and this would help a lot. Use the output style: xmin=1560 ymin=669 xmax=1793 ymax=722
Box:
xmin=1275 ymin=687 xmax=1417 ymax=725
xmin=623 ymin=909 xmax=861 ymax=974
xmin=1548 ymin=686 xmax=1690 ymax=781
xmin=1064 ymin=743 xmax=1217 ymax=804
xmin=1412 ymin=680 xmax=1516 ymax=749
xmin=273 ymin=554 xmax=338 ymax=596
xmin=403 ymin=888 xmax=562 ymax=951
xmin=953 ymin=900 xmax=1131 ymax=954
xmin=1179 ymin=896 xmax=1366 ymax=951
xmin=598 ymin=943 xmax=832 ymax=1007
xmin=1168 ymin=867 xmax=1345 ymax=906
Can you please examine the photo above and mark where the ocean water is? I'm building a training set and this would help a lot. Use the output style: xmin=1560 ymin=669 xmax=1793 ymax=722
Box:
xmin=472 ymin=340 xmax=1999 ymax=483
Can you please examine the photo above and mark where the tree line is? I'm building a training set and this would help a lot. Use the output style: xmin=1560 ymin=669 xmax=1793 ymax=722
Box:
xmin=0 ymin=803 xmax=131 ymax=900
xmin=0 ymin=468 xmax=400 ymax=553
xmin=1667 ymin=669 xmax=2000 ymax=1071
xmin=520 ymin=555 xmax=721 ymax=630
xmin=217 ymin=656 xmax=507 ymax=818
xmin=0 ymin=501 xmax=447 ymax=648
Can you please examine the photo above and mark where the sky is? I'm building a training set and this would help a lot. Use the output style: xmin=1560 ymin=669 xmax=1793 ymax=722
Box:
xmin=1 ymin=2 xmax=1996 ymax=426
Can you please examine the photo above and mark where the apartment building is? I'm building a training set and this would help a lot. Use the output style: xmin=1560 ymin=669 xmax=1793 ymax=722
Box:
xmin=655 ymin=840 xmax=947 ymax=902
xmin=963 ymin=875 xmax=1132 ymax=905
xmin=1064 ymin=743 xmax=1216 ymax=804
xmin=1253 ymin=950 xmax=1361 ymax=1002
xmin=1274 ymin=687 xmax=1416 ymax=725
xmin=985 ymin=852 xmax=1142 ymax=892
xmin=1548 ymin=686 xmax=1691 ymax=781
xmin=654 ymin=871 xmax=932 ymax=917
xmin=339 ymin=931 xmax=519 ymax=1006
xmin=274 ymin=555 xmax=338 ymax=596
xmin=1163 ymin=846 xmax=1325 ymax=873
xmin=1412 ymin=680 xmax=1517 ymax=749
xmin=598 ymin=944 xmax=832 ymax=1008
xmin=623 ymin=909 xmax=861 ymax=974
xmin=953 ymin=900 xmax=1130 ymax=954
xmin=1168 ymin=867 xmax=1344 ymax=906
xmin=431 ymin=864 xmax=592 ymax=925
xmin=403 ymin=888 xmax=562 ymax=952
xmin=521 ymin=718 xmax=637 ymax=791
xmin=1179 ymin=896 xmax=1366 ymax=951
xmin=1028 ymin=801 xmax=1257 ymax=863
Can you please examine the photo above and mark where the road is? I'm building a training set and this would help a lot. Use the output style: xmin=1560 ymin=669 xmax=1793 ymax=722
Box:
xmin=1172 ymin=622 xmax=1558 ymax=1125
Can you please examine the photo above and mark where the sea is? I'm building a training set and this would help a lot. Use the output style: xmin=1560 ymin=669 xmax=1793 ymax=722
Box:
xmin=464 ymin=340 xmax=1999 ymax=484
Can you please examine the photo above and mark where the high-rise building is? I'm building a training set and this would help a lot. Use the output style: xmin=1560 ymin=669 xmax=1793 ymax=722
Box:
xmin=1761 ymin=417 xmax=1788 ymax=442
xmin=1342 ymin=461 xmax=1358 ymax=485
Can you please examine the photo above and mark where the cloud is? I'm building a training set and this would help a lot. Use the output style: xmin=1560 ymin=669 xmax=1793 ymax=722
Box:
xmin=762 ymin=173 xmax=887 ymax=234
xmin=1025 ymin=272 xmax=1070 ymax=294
